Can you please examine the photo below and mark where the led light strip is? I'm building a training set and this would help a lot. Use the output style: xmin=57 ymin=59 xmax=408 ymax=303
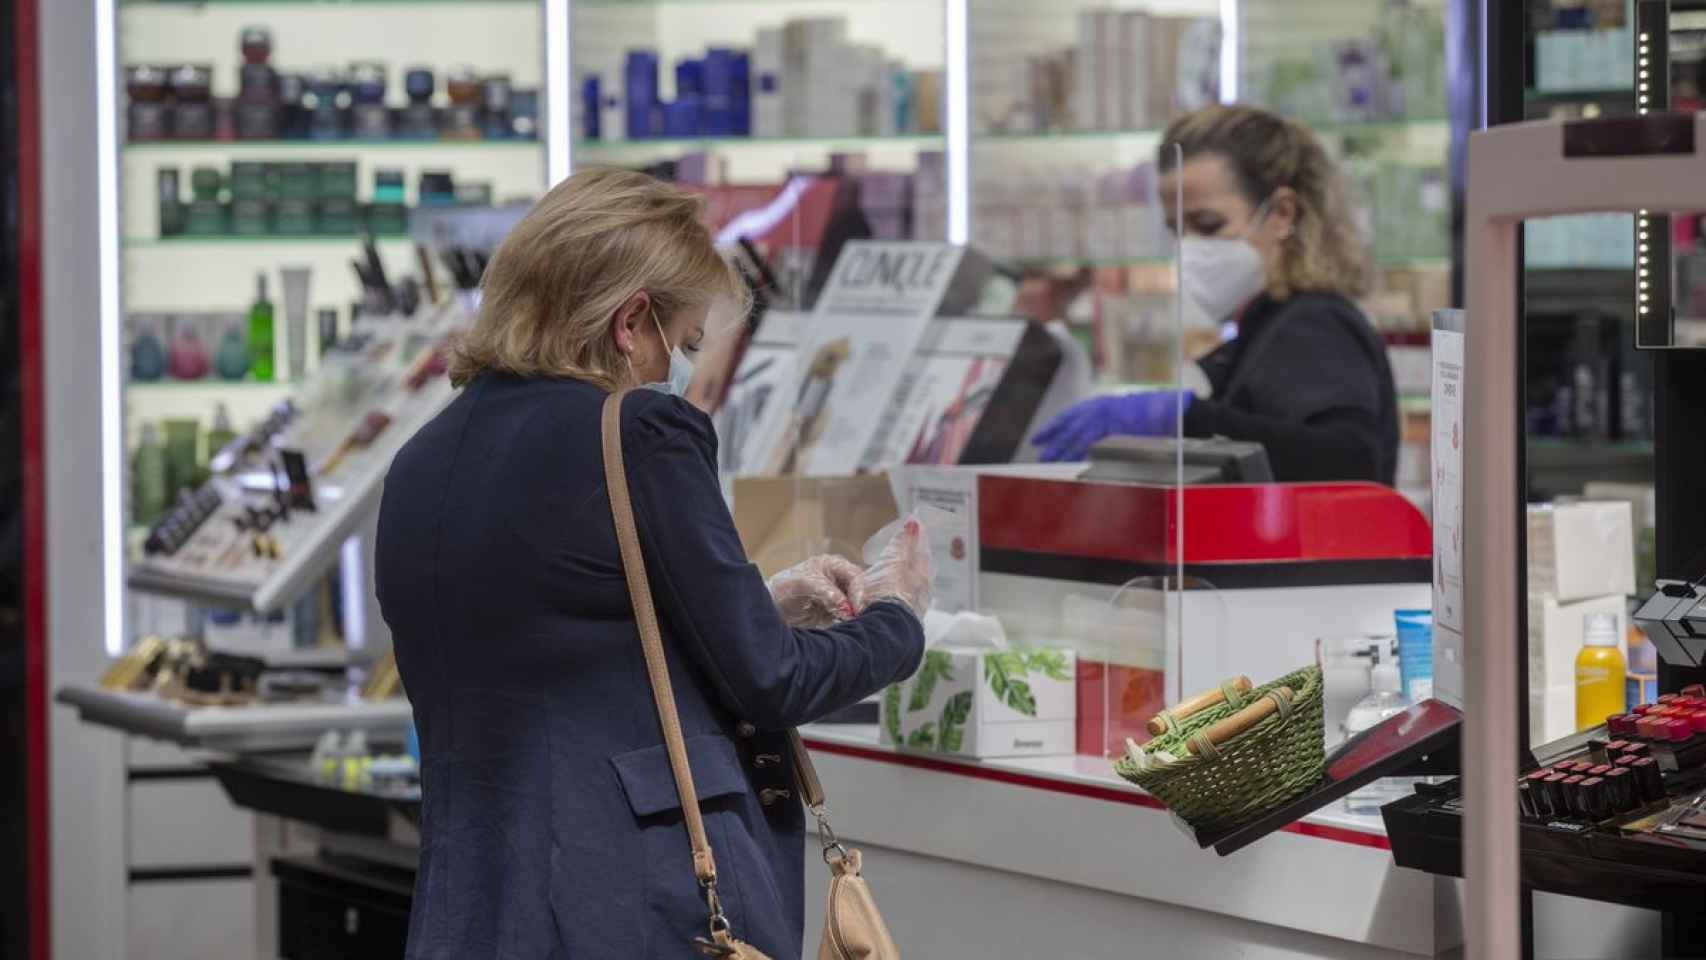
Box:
xmin=1219 ymin=0 xmax=1240 ymax=103
xmin=1636 ymin=27 xmax=1653 ymax=329
xmin=96 ymin=0 xmax=125 ymax=655
xmin=546 ymin=0 xmax=573 ymax=182
xmin=945 ymin=0 xmax=969 ymax=244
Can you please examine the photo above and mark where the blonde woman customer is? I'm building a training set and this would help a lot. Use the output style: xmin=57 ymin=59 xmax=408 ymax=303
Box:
xmin=375 ymin=168 xmax=930 ymax=958
xmin=1033 ymin=103 xmax=1398 ymax=484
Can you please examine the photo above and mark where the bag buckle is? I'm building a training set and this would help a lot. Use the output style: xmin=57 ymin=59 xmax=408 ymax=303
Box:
xmin=813 ymin=805 xmax=851 ymax=865
xmin=693 ymin=877 xmax=736 ymax=956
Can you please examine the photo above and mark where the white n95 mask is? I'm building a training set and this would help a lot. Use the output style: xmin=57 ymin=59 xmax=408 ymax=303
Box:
xmin=1179 ymin=234 xmax=1267 ymax=324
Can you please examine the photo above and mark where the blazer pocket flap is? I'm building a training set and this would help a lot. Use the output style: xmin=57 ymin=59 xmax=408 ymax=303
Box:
xmin=611 ymin=734 xmax=749 ymax=817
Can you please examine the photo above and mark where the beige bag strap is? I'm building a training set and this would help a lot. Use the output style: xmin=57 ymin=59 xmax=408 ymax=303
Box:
xmin=601 ymin=392 xmax=723 ymax=892
xmin=601 ymin=391 xmax=847 ymax=905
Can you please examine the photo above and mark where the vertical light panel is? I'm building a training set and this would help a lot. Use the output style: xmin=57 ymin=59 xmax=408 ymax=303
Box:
xmin=945 ymin=0 xmax=970 ymax=244
xmin=95 ymin=0 xmax=124 ymax=655
xmin=1219 ymin=0 xmax=1239 ymax=103
xmin=340 ymin=535 xmax=368 ymax=651
xmin=546 ymin=0 xmax=574 ymax=183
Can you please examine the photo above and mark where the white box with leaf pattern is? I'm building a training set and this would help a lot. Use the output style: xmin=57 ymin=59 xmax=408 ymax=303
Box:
xmin=880 ymin=646 xmax=1076 ymax=758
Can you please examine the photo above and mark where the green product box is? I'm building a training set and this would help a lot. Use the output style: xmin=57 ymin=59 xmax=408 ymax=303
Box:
xmin=316 ymin=198 xmax=359 ymax=235
xmin=316 ymin=162 xmax=359 ymax=201
xmin=274 ymin=162 xmax=317 ymax=202
xmin=229 ymin=162 xmax=273 ymax=202
xmin=230 ymin=199 xmax=272 ymax=236
xmin=273 ymin=199 xmax=317 ymax=236
xmin=365 ymin=202 xmax=408 ymax=236
xmin=182 ymin=200 xmax=229 ymax=236
xmin=880 ymin=646 xmax=1077 ymax=758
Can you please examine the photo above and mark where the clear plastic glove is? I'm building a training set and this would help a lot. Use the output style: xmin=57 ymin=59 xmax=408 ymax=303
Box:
xmin=1029 ymin=389 xmax=1194 ymax=462
xmin=852 ymin=515 xmax=933 ymax=619
xmin=767 ymin=554 xmax=862 ymax=629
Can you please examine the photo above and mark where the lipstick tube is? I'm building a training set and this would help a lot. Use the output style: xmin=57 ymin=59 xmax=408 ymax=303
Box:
xmin=1663 ymin=718 xmax=1693 ymax=742
xmin=1542 ymin=772 xmax=1571 ymax=815
xmin=1524 ymin=770 xmax=1554 ymax=818
xmin=1603 ymin=739 xmax=1631 ymax=759
xmin=1638 ymin=716 xmax=1669 ymax=739
xmin=1588 ymin=764 xmax=1614 ymax=778
xmin=1689 ymin=711 xmax=1706 ymax=735
xmin=1579 ymin=777 xmax=1608 ymax=819
xmin=1607 ymin=714 xmax=1641 ymax=737
xmin=1634 ymin=702 xmax=1659 ymax=715
xmin=1659 ymin=693 xmax=1680 ymax=704
xmin=1518 ymin=780 xmax=1539 ymax=820
xmin=1630 ymin=757 xmax=1664 ymax=803
xmin=1604 ymin=766 xmax=1636 ymax=812
xmin=1622 ymin=742 xmax=1652 ymax=760
xmin=1681 ymin=683 xmax=1705 ymax=698
xmin=1561 ymin=775 xmax=1587 ymax=816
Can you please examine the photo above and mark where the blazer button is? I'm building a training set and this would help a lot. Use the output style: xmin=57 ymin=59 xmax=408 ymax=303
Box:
xmin=737 ymin=722 xmax=756 ymax=738
xmin=759 ymin=788 xmax=792 ymax=806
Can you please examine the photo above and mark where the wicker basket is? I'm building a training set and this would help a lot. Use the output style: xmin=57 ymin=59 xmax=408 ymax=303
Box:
xmin=1113 ymin=665 xmax=1326 ymax=833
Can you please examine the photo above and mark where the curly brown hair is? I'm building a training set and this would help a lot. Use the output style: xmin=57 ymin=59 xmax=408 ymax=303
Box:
xmin=1159 ymin=104 xmax=1372 ymax=300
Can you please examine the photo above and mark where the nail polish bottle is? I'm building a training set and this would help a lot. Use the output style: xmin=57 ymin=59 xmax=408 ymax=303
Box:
xmin=168 ymin=316 xmax=211 ymax=380
xmin=130 ymin=316 xmax=167 ymax=382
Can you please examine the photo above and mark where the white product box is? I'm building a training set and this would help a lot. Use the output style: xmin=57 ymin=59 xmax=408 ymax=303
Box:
xmin=752 ymin=28 xmax=784 ymax=139
xmin=1527 ymin=592 xmax=1627 ymax=693
xmin=881 ymin=646 xmax=1077 ymax=758
xmin=1527 ymin=501 xmax=1636 ymax=602
xmin=1073 ymin=10 xmax=1104 ymax=130
xmin=1529 ymin=684 xmax=1578 ymax=747
xmin=1115 ymin=10 xmax=1151 ymax=130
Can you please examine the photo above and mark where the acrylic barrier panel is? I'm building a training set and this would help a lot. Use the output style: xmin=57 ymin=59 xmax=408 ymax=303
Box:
xmin=1520 ymin=212 xmax=1655 ymax=750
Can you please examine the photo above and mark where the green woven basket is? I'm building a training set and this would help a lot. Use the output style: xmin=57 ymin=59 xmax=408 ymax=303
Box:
xmin=1113 ymin=665 xmax=1325 ymax=833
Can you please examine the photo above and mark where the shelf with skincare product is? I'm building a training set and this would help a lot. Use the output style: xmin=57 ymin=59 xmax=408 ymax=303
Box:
xmin=122 ymin=237 xmax=415 ymax=314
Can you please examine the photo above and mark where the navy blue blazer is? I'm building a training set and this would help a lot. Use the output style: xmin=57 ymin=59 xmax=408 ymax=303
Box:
xmin=375 ymin=375 xmax=924 ymax=959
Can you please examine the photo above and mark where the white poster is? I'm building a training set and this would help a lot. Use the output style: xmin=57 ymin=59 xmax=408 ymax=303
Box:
xmin=743 ymin=242 xmax=965 ymax=477
xmin=860 ymin=319 xmax=1027 ymax=471
xmin=1431 ymin=310 xmax=1465 ymax=707
xmin=886 ymin=466 xmax=979 ymax=614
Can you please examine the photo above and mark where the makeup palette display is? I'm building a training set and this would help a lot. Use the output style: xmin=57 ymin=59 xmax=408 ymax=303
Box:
xmin=1385 ymin=686 xmax=1706 ymax=912
xmin=129 ymin=304 xmax=460 ymax=614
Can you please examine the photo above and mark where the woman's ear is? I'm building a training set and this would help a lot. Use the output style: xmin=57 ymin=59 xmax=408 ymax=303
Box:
xmin=610 ymin=290 xmax=653 ymax=355
xmin=1267 ymin=186 xmax=1301 ymax=240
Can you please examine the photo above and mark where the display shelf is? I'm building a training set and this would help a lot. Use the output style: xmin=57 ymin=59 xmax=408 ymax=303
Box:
xmin=1002 ymin=254 xmax=1450 ymax=272
xmin=974 ymin=118 xmax=1449 ymax=144
xmin=55 ymin=683 xmax=412 ymax=752
xmin=123 ymin=235 xmax=414 ymax=312
xmin=575 ymin=133 xmax=944 ymax=153
xmin=125 ymin=138 xmax=540 ymax=152
xmin=127 ymin=233 xmax=409 ymax=245
xmin=120 ymin=0 xmax=534 ymax=6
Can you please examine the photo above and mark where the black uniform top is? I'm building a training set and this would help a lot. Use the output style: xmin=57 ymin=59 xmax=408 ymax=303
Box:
xmin=1182 ymin=291 xmax=1399 ymax=485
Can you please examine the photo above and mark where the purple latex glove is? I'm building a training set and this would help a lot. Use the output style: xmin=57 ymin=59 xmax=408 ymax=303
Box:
xmin=1030 ymin=390 xmax=1194 ymax=462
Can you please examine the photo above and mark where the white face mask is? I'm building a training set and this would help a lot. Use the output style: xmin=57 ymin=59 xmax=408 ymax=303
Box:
xmin=1179 ymin=203 xmax=1271 ymax=323
xmin=648 ymin=308 xmax=695 ymax=397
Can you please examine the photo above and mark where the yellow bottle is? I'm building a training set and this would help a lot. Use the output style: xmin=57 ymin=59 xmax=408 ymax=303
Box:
xmin=1576 ymin=612 xmax=1627 ymax=730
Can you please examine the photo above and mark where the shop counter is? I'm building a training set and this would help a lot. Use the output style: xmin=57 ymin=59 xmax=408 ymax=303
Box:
xmin=55 ymin=682 xmax=412 ymax=752
xmin=798 ymin=722 xmax=1460 ymax=957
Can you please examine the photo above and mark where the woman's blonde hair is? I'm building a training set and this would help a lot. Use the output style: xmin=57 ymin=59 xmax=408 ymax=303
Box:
xmin=1159 ymin=104 xmax=1372 ymax=300
xmin=448 ymin=167 xmax=747 ymax=389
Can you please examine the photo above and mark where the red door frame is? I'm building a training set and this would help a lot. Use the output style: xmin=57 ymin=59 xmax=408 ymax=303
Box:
xmin=14 ymin=0 xmax=49 ymax=956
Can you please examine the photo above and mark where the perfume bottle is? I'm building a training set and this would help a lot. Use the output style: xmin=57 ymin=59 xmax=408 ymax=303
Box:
xmin=167 ymin=317 xmax=211 ymax=380
xmin=130 ymin=317 xmax=167 ymax=382
xmin=133 ymin=423 xmax=169 ymax=526
xmin=249 ymin=273 xmax=275 ymax=381
xmin=216 ymin=317 xmax=249 ymax=380
xmin=206 ymin=403 xmax=238 ymax=469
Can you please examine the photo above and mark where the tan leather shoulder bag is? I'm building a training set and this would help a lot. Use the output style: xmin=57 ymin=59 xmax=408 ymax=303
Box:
xmin=601 ymin=391 xmax=899 ymax=960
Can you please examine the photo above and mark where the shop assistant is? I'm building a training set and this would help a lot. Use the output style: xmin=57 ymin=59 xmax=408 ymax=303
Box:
xmin=1033 ymin=104 xmax=1399 ymax=484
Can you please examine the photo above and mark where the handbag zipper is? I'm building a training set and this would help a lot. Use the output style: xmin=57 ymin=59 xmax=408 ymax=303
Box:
xmin=827 ymin=875 xmax=851 ymax=958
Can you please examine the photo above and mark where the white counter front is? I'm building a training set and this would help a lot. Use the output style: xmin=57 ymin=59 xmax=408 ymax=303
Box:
xmin=799 ymin=724 xmax=1461 ymax=959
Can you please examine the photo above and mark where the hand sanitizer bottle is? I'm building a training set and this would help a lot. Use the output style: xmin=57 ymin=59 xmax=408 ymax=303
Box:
xmin=1342 ymin=645 xmax=1415 ymax=815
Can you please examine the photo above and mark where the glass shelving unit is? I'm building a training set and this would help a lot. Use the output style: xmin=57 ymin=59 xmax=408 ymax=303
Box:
xmin=110 ymin=0 xmax=552 ymax=662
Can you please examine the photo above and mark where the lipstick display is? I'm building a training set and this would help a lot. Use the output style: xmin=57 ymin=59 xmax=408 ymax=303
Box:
xmin=1604 ymin=767 xmax=1636 ymax=812
xmin=1630 ymin=757 xmax=1665 ymax=803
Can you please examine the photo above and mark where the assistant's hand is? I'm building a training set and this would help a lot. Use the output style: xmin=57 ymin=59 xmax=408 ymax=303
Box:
xmin=1029 ymin=390 xmax=1194 ymax=462
xmin=852 ymin=517 xmax=933 ymax=619
xmin=767 ymin=554 xmax=862 ymax=628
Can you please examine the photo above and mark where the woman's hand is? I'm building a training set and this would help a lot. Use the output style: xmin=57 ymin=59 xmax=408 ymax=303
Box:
xmin=1030 ymin=390 xmax=1194 ymax=462
xmin=852 ymin=517 xmax=933 ymax=619
xmin=767 ymin=554 xmax=862 ymax=628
